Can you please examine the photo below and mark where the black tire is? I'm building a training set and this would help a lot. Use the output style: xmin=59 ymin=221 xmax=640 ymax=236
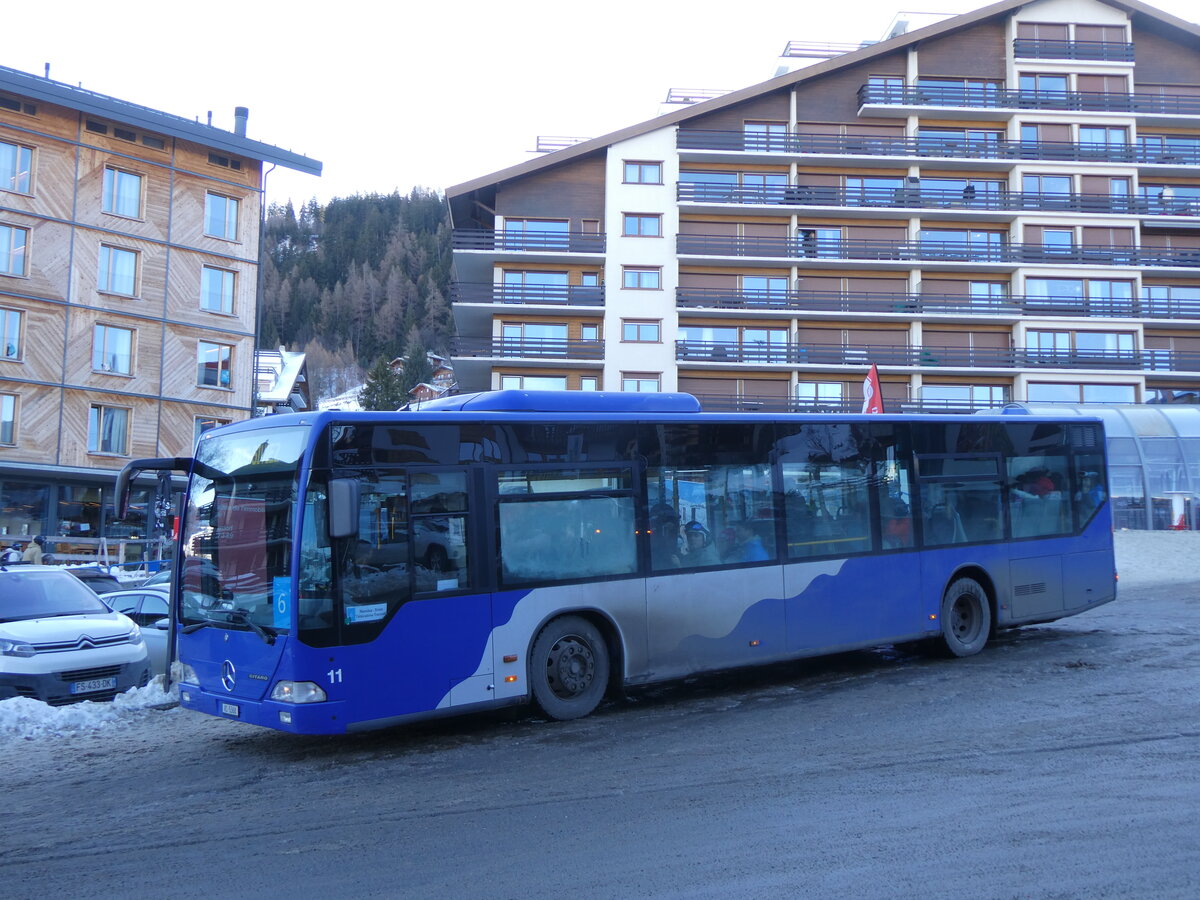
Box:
xmin=529 ymin=615 xmax=609 ymax=720
xmin=939 ymin=576 xmax=991 ymax=657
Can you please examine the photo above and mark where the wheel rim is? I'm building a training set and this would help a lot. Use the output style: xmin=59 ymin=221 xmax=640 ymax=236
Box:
xmin=545 ymin=635 xmax=595 ymax=700
xmin=950 ymin=592 xmax=982 ymax=643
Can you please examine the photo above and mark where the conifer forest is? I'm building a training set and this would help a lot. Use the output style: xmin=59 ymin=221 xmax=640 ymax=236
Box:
xmin=258 ymin=189 xmax=453 ymax=401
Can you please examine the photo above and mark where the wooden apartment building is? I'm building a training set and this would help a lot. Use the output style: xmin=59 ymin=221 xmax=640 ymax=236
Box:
xmin=0 ymin=64 xmax=319 ymax=560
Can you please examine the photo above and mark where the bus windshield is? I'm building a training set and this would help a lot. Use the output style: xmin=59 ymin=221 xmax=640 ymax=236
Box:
xmin=180 ymin=426 xmax=310 ymax=634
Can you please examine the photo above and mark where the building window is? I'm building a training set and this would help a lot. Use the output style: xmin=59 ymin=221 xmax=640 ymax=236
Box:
xmin=622 ymin=267 xmax=661 ymax=290
xmin=581 ymin=323 xmax=600 ymax=341
xmin=795 ymin=382 xmax=845 ymax=408
xmin=194 ymin=416 xmax=231 ymax=444
xmin=1 ymin=307 xmax=21 ymax=359
xmin=201 ymin=266 xmax=236 ymax=314
xmin=204 ymin=192 xmax=239 ymax=240
xmin=622 ymin=213 xmax=661 ymax=237
xmin=1027 ymin=383 xmax=1137 ymax=403
xmin=0 ymin=393 xmax=15 ymax=445
xmin=499 ymin=374 xmax=568 ymax=391
xmin=98 ymin=245 xmax=138 ymax=296
xmin=197 ymin=341 xmax=233 ymax=388
xmin=623 ymin=161 xmax=662 ymax=184
xmin=622 ymin=320 xmax=661 ymax=342
xmin=88 ymin=405 xmax=129 ymax=455
xmin=580 ymin=376 xmax=599 ymax=391
xmin=92 ymin=324 xmax=134 ymax=374
xmin=0 ymin=224 xmax=28 ymax=276
xmin=622 ymin=373 xmax=661 ymax=392
xmin=102 ymin=167 xmax=144 ymax=218
xmin=1 ymin=141 xmax=32 ymax=194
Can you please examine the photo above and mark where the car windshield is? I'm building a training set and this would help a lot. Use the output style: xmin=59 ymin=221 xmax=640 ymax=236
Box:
xmin=180 ymin=425 xmax=309 ymax=633
xmin=0 ymin=570 xmax=111 ymax=622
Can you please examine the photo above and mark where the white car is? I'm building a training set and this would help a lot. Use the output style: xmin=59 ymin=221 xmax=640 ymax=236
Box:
xmin=0 ymin=564 xmax=152 ymax=705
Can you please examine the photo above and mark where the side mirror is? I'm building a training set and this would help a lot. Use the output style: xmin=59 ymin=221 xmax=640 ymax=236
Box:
xmin=328 ymin=478 xmax=360 ymax=539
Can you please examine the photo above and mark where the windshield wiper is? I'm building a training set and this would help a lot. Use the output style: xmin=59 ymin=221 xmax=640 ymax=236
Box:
xmin=181 ymin=609 xmax=276 ymax=645
xmin=229 ymin=608 xmax=277 ymax=645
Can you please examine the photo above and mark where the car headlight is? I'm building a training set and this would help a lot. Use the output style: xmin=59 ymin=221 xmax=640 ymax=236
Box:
xmin=270 ymin=681 xmax=327 ymax=703
xmin=126 ymin=624 xmax=144 ymax=646
xmin=0 ymin=638 xmax=35 ymax=658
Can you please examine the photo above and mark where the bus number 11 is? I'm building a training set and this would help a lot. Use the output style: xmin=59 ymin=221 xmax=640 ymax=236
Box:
xmin=327 ymin=668 xmax=343 ymax=684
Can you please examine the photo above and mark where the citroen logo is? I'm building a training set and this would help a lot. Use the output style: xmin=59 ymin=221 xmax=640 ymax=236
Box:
xmin=221 ymin=659 xmax=237 ymax=692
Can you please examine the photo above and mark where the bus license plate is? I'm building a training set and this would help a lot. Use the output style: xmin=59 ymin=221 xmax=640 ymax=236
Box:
xmin=221 ymin=702 xmax=240 ymax=717
xmin=70 ymin=677 xmax=116 ymax=694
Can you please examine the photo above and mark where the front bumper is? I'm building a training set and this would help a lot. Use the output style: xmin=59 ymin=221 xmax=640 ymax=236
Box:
xmin=178 ymin=685 xmax=349 ymax=734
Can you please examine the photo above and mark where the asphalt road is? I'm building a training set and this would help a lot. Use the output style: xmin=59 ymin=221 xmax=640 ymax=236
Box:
xmin=5 ymin=577 xmax=1200 ymax=899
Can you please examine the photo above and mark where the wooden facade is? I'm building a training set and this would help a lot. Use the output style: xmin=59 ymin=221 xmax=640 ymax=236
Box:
xmin=0 ymin=66 xmax=318 ymax=555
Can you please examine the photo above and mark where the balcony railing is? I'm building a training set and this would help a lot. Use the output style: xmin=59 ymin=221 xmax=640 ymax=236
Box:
xmin=452 ymin=229 xmax=606 ymax=253
xmin=676 ymin=129 xmax=1200 ymax=166
xmin=857 ymin=84 xmax=1200 ymax=116
xmin=450 ymin=282 xmax=605 ymax=307
xmin=676 ymin=340 xmax=1200 ymax=371
xmin=675 ymin=287 xmax=1200 ymax=319
xmin=677 ymin=182 xmax=1171 ymax=215
xmin=1012 ymin=38 xmax=1135 ymax=61
xmin=452 ymin=337 xmax=605 ymax=360
xmin=676 ymin=234 xmax=1200 ymax=267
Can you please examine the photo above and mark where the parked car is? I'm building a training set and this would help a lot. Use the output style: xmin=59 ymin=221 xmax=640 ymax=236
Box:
xmin=100 ymin=588 xmax=171 ymax=676
xmin=66 ymin=566 xmax=124 ymax=595
xmin=0 ymin=564 xmax=151 ymax=705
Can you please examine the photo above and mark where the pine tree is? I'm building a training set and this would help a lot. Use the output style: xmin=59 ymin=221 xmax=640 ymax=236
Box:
xmin=358 ymin=357 xmax=408 ymax=411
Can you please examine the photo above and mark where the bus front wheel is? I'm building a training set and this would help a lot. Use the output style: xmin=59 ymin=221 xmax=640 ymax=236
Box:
xmin=939 ymin=577 xmax=991 ymax=657
xmin=529 ymin=615 xmax=609 ymax=720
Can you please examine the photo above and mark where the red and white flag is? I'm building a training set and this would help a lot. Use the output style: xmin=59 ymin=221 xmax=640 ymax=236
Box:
xmin=861 ymin=364 xmax=884 ymax=414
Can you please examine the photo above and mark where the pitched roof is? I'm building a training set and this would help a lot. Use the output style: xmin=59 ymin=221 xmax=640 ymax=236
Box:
xmin=0 ymin=63 xmax=321 ymax=176
xmin=446 ymin=0 xmax=1199 ymax=202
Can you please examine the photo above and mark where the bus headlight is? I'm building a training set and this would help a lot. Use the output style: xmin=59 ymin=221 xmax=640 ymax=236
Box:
xmin=171 ymin=661 xmax=198 ymax=684
xmin=270 ymin=681 xmax=327 ymax=703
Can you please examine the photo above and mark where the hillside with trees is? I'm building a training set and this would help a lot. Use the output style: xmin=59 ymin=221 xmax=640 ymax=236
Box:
xmin=258 ymin=189 xmax=454 ymax=402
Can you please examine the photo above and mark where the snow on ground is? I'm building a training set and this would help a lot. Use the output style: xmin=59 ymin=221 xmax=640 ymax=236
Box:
xmin=0 ymin=530 xmax=1194 ymax=742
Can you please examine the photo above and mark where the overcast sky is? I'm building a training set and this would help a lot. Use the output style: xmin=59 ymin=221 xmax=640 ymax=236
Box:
xmin=8 ymin=0 xmax=1198 ymax=207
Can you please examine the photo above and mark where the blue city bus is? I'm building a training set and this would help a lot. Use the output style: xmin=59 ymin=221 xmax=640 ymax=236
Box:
xmin=116 ymin=391 xmax=1115 ymax=734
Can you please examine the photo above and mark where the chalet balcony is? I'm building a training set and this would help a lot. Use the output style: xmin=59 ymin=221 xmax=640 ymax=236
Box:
xmin=677 ymin=182 xmax=1163 ymax=216
xmin=452 ymin=337 xmax=605 ymax=361
xmin=676 ymin=129 xmax=1200 ymax=167
xmin=451 ymin=229 xmax=606 ymax=254
xmin=1012 ymin=38 xmax=1135 ymax=61
xmin=450 ymin=282 xmax=605 ymax=307
xmin=675 ymin=287 xmax=1200 ymax=319
xmin=675 ymin=234 xmax=1200 ymax=268
xmin=857 ymin=84 xmax=1200 ymax=118
xmin=675 ymin=340 xmax=1200 ymax=371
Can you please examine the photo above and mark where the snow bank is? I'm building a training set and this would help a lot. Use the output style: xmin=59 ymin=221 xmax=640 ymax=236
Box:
xmin=0 ymin=677 xmax=179 ymax=740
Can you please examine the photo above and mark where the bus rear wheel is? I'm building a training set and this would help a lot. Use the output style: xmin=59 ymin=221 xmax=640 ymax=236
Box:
xmin=529 ymin=615 xmax=609 ymax=721
xmin=939 ymin=577 xmax=991 ymax=657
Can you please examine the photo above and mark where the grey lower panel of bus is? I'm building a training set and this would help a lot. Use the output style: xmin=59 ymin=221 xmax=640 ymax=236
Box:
xmin=432 ymin=540 xmax=1116 ymax=716
xmin=1006 ymin=548 xmax=1115 ymax=624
